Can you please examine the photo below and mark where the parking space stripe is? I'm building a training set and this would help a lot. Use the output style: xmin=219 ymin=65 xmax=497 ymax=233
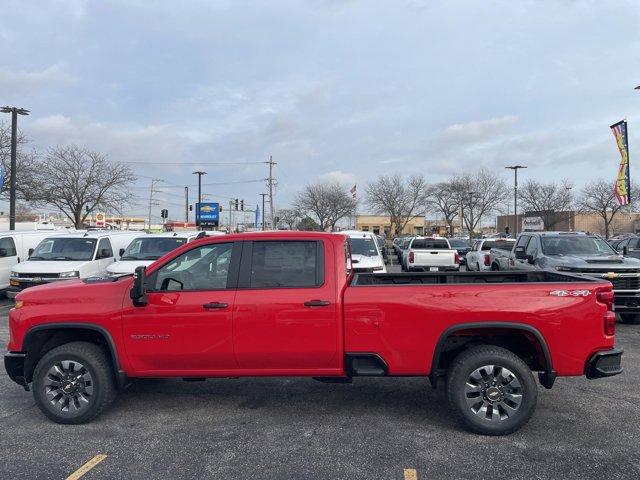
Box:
xmin=404 ymin=468 xmax=418 ymax=480
xmin=66 ymin=454 xmax=107 ymax=480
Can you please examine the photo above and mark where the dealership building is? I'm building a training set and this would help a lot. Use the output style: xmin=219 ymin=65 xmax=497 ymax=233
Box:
xmin=497 ymin=210 xmax=640 ymax=237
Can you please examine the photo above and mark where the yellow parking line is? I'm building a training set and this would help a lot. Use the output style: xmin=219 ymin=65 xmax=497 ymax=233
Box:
xmin=66 ymin=454 xmax=107 ymax=480
xmin=404 ymin=468 xmax=418 ymax=480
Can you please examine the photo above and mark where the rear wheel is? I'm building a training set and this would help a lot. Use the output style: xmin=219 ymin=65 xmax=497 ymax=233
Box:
xmin=619 ymin=313 xmax=640 ymax=324
xmin=446 ymin=345 xmax=537 ymax=435
xmin=491 ymin=263 xmax=499 ymax=271
xmin=32 ymin=341 xmax=117 ymax=424
xmin=476 ymin=262 xmax=481 ymax=272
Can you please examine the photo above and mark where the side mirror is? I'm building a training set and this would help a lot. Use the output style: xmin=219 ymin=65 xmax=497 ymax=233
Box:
xmin=28 ymin=248 xmax=34 ymax=256
xmin=0 ymin=248 xmax=7 ymax=257
xmin=119 ymin=248 xmax=125 ymax=257
xmin=130 ymin=266 xmax=148 ymax=307
xmin=623 ymin=246 xmax=629 ymax=256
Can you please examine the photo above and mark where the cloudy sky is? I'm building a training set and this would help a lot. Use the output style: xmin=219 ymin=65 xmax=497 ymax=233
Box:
xmin=1 ymin=0 xmax=639 ymax=220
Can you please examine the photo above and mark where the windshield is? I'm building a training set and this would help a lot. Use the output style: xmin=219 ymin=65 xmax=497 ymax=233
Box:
xmin=30 ymin=238 xmax=97 ymax=261
xmin=349 ymin=237 xmax=379 ymax=257
xmin=411 ymin=238 xmax=449 ymax=249
xmin=541 ymin=236 xmax=617 ymax=256
xmin=482 ymin=240 xmax=515 ymax=251
xmin=448 ymin=239 xmax=469 ymax=248
xmin=122 ymin=237 xmax=187 ymax=260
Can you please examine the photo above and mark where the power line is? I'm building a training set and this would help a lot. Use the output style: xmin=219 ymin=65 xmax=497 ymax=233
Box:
xmin=122 ymin=161 xmax=264 ymax=166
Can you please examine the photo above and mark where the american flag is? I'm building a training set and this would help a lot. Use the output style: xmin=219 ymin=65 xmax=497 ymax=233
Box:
xmin=350 ymin=184 xmax=357 ymax=199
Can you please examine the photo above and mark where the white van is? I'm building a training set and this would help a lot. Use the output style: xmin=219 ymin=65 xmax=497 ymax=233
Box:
xmin=8 ymin=231 xmax=141 ymax=298
xmin=106 ymin=230 xmax=210 ymax=276
xmin=341 ymin=230 xmax=387 ymax=273
xmin=0 ymin=230 xmax=77 ymax=294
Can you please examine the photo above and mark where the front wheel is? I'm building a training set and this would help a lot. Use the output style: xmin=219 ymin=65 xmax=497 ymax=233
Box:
xmin=32 ymin=341 xmax=117 ymax=424
xmin=446 ymin=345 xmax=537 ymax=435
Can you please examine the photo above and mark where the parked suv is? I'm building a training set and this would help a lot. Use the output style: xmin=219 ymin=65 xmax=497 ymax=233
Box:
xmin=508 ymin=231 xmax=640 ymax=323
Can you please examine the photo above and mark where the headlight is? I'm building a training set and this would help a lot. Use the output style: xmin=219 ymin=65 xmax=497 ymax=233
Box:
xmin=555 ymin=266 xmax=574 ymax=272
xmin=59 ymin=271 xmax=80 ymax=278
xmin=9 ymin=271 xmax=18 ymax=278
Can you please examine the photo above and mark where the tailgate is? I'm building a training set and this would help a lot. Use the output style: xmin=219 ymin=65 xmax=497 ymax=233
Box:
xmin=412 ymin=249 xmax=456 ymax=267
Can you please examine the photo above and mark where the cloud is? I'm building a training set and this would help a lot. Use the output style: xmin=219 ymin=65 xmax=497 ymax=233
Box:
xmin=320 ymin=170 xmax=356 ymax=185
xmin=0 ymin=64 xmax=77 ymax=93
xmin=441 ymin=115 xmax=518 ymax=141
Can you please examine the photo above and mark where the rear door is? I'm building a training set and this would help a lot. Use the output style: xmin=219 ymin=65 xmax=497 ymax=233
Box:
xmin=122 ymin=241 xmax=240 ymax=373
xmin=232 ymin=239 xmax=340 ymax=372
xmin=0 ymin=236 xmax=18 ymax=290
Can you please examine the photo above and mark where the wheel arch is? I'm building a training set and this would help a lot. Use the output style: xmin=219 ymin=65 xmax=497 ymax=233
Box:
xmin=22 ymin=323 xmax=127 ymax=388
xmin=430 ymin=322 xmax=554 ymax=389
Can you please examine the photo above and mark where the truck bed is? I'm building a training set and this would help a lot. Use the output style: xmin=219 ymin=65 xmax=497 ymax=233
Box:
xmin=351 ymin=270 xmax=603 ymax=285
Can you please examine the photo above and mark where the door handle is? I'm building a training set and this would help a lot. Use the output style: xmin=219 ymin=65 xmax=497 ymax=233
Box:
xmin=203 ymin=302 xmax=228 ymax=309
xmin=304 ymin=300 xmax=331 ymax=307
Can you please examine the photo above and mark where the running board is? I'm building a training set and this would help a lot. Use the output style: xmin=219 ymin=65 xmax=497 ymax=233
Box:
xmin=346 ymin=353 xmax=388 ymax=376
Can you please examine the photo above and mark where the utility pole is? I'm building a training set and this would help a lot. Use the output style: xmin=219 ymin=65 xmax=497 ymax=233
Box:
xmin=265 ymin=156 xmax=276 ymax=229
xmin=505 ymin=165 xmax=527 ymax=237
xmin=147 ymin=178 xmax=162 ymax=232
xmin=192 ymin=171 xmax=206 ymax=228
xmin=1 ymin=106 xmax=29 ymax=230
xmin=260 ymin=193 xmax=267 ymax=231
xmin=184 ymin=186 xmax=189 ymax=223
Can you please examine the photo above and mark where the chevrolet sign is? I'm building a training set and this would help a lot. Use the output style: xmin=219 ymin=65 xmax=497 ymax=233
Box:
xmin=602 ymin=272 xmax=619 ymax=280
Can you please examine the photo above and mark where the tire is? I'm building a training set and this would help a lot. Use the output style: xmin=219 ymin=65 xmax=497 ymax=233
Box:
xmin=619 ymin=313 xmax=640 ymax=325
xmin=476 ymin=262 xmax=481 ymax=272
xmin=446 ymin=345 xmax=537 ymax=436
xmin=32 ymin=341 xmax=117 ymax=424
xmin=491 ymin=263 xmax=499 ymax=271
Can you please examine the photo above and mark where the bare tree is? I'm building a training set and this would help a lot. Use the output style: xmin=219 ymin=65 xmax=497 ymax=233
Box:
xmin=29 ymin=145 xmax=136 ymax=229
xmin=518 ymin=179 xmax=574 ymax=230
xmin=453 ymin=169 xmax=509 ymax=240
xmin=294 ymin=181 xmax=356 ymax=231
xmin=0 ymin=121 xmax=40 ymax=201
xmin=365 ymin=174 xmax=429 ymax=235
xmin=577 ymin=179 xmax=639 ymax=239
xmin=425 ymin=180 xmax=459 ymax=236
xmin=277 ymin=208 xmax=302 ymax=230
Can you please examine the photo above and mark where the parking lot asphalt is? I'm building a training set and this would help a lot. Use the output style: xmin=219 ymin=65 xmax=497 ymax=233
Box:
xmin=0 ymin=296 xmax=639 ymax=480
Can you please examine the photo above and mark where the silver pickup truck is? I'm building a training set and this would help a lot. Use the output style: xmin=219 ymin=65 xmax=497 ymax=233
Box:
xmin=508 ymin=231 xmax=640 ymax=324
xmin=402 ymin=236 xmax=460 ymax=272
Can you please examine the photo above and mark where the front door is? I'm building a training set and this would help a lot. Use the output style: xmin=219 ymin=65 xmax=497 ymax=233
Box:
xmin=233 ymin=239 xmax=340 ymax=372
xmin=122 ymin=241 xmax=240 ymax=373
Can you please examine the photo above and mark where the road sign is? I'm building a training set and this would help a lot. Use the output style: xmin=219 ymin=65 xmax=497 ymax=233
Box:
xmin=95 ymin=212 xmax=106 ymax=228
xmin=196 ymin=202 xmax=219 ymax=227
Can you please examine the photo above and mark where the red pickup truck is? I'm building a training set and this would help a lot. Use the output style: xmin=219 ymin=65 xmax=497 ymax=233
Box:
xmin=4 ymin=231 xmax=623 ymax=435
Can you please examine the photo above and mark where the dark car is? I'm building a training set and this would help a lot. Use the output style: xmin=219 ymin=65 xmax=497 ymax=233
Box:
xmin=448 ymin=238 xmax=471 ymax=265
xmin=611 ymin=235 xmax=640 ymax=260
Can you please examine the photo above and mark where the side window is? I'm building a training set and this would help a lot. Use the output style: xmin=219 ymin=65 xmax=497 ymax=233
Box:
xmin=153 ymin=242 xmax=233 ymax=291
xmin=628 ymin=238 xmax=640 ymax=249
xmin=515 ymin=235 xmax=530 ymax=249
xmin=96 ymin=238 xmax=114 ymax=259
xmin=0 ymin=237 xmax=17 ymax=257
xmin=250 ymin=241 xmax=322 ymax=288
xmin=616 ymin=239 xmax=629 ymax=251
xmin=525 ymin=236 xmax=538 ymax=256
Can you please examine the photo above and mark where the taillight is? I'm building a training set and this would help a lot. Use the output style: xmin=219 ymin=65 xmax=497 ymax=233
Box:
xmin=597 ymin=290 xmax=614 ymax=311
xmin=409 ymin=252 xmax=414 ymax=263
xmin=484 ymin=254 xmax=490 ymax=266
xmin=597 ymin=290 xmax=616 ymax=336
xmin=454 ymin=252 xmax=460 ymax=264
xmin=604 ymin=311 xmax=616 ymax=336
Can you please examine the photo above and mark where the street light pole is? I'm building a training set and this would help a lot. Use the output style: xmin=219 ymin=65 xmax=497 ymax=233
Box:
xmin=1 ymin=106 xmax=29 ymax=230
xmin=505 ymin=165 xmax=527 ymax=236
xmin=260 ymin=193 xmax=267 ymax=231
xmin=192 ymin=171 xmax=206 ymax=229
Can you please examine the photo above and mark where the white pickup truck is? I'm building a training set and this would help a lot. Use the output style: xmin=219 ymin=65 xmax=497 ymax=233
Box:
xmin=402 ymin=236 xmax=460 ymax=272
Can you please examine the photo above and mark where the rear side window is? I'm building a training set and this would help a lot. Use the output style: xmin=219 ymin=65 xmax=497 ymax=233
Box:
xmin=481 ymin=240 xmax=515 ymax=251
xmin=0 ymin=237 xmax=17 ymax=257
xmin=96 ymin=238 xmax=114 ymax=259
xmin=411 ymin=239 xmax=449 ymax=249
xmin=250 ymin=241 xmax=322 ymax=288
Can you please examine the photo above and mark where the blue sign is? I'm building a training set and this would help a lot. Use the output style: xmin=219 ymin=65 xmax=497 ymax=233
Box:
xmin=196 ymin=202 xmax=219 ymax=227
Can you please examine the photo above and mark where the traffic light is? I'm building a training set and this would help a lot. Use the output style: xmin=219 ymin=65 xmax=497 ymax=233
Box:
xmin=219 ymin=204 xmax=223 ymax=212
xmin=160 ymin=209 xmax=168 ymax=219
xmin=240 ymin=200 xmax=244 ymax=211
xmin=234 ymin=198 xmax=239 ymax=210
xmin=189 ymin=205 xmax=193 ymax=212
